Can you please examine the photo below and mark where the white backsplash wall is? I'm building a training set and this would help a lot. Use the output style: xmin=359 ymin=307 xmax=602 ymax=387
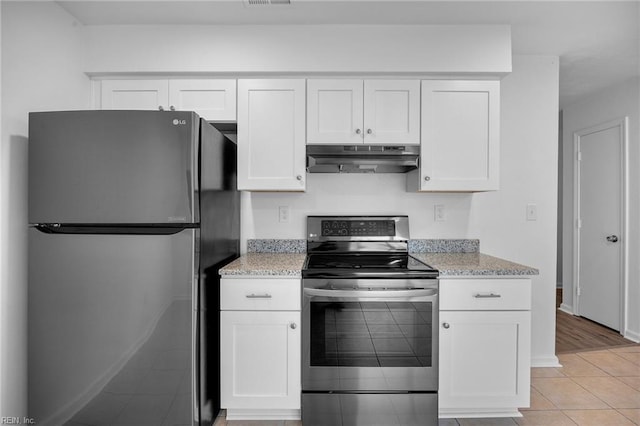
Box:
xmin=241 ymin=173 xmax=474 ymax=247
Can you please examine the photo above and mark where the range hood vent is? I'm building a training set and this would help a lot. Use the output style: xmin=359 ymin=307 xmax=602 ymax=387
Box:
xmin=306 ymin=145 xmax=420 ymax=174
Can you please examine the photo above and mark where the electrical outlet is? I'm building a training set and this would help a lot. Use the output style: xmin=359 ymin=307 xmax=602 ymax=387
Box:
xmin=526 ymin=204 xmax=537 ymax=221
xmin=434 ymin=204 xmax=446 ymax=222
xmin=278 ymin=206 xmax=290 ymax=223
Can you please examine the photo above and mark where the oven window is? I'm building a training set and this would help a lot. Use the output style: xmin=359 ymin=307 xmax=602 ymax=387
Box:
xmin=310 ymin=301 xmax=433 ymax=367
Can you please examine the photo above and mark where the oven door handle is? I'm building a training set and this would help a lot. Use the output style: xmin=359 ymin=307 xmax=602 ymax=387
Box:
xmin=303 ymin=288 xmax=437 ymax=299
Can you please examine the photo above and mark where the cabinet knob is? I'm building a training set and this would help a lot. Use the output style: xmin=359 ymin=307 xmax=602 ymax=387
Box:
xmin=355 ymin=129 xmax=362 ymax=135
xmin=158 ymin=106 xmax=164 ymax=111
xmin=170 ymin=105 xmax=176 ymax=111
xmin=290 ymin=323 xmax=297 ymax=330
xmin=606 ymin=235 xmax=619 ymax=243
xmin=367 ymin=129 xmax=373 ymax=135
xmin=424 ymin=176 xmax=431 ymax=182
xmin=296 ymin=175 xmax=303 ymax=181
xmin=442 ymin=323 xmax=450 ymax=329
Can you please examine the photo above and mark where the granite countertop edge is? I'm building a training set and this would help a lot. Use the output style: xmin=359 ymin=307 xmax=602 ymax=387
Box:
xmin=219 ymin=252 xmax=539 ymax=277
xmin=219 ymin=253 xmax=306 ymax=277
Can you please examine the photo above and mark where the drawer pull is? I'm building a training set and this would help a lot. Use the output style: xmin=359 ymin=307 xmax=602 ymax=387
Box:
xmin=474 ymin=293 xmax=502 ymax=299
xmin=246 ymin=293 xmax=272 ymax=299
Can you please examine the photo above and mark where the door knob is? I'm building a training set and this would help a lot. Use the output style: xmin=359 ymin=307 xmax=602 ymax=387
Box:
xmin=606 ymin=235 xmax=619 ymax=243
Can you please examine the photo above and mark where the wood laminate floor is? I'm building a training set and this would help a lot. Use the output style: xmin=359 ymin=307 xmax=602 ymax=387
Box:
xmin=555 ymin=289 xmax=637 ymax=354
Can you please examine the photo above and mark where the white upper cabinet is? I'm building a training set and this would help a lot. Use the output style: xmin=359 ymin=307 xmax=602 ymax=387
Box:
xmin=99 ymin=79 xmax=237 ymax=121
xmin=101 ymin=79 xmax=169 ymax=111
xmin=409 ymin=80 xmax=500 ymax=192
xmin=237 ymin=79 xmax=306 ymax=192
xmin=307 ymin=79 xmax=420 ymax=145
xmin=168 ymin=79 xmax=236 ymax=121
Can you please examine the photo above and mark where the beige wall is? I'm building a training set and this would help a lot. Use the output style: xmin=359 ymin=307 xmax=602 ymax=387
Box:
xmin=1 ymin=1 xmax=90 ymax=418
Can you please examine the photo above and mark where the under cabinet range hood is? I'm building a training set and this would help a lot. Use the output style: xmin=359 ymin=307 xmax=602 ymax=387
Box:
xmin=306 ymin=145 xmax=420 ymax=173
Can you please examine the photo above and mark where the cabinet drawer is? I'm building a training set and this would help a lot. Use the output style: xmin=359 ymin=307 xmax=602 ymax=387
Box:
xmin=221 ymin=278 xmax=301 ymax=311
xmin=440 ymin=278 xmax=531 ymax=311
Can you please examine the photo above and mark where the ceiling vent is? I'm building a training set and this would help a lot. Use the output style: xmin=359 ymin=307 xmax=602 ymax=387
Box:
xmin=244 ymin=0 xmax=291 ymax=5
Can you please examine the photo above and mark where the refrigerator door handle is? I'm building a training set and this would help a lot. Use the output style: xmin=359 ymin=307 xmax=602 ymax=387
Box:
xmin=192 ymin=229 xmax=201 ymax=425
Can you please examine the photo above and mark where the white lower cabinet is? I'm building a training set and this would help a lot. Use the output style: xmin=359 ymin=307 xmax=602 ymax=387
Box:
xmin=220 ymin=277 xmax=301 ymax=420
xmin=439 ymin=278 xmax=532 ymax=418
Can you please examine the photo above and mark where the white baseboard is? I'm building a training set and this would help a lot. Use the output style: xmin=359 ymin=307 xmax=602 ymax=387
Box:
xmin=225 ymin=409 xmax=300 ymax=420
xmin=624 ymin=329 xmax=640 ymax=343
xmin=559 ymin=303 xmax=574 ymax=315
xmin=531 ymin=355 xmax=562 ymax=368
xmin=439 ymin=408 xmax=522 ymax=418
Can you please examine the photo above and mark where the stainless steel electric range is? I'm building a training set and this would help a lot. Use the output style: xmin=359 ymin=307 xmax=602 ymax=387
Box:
xmin=301 ymin=216 xmax=439 ymax=426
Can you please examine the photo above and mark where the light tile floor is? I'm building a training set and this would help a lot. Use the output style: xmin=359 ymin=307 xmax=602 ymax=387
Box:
xmin=214 ymin=345 xmax=640 ymax=426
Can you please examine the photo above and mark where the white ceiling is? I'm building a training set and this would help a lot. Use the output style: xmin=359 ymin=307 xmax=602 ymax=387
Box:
xmin=57 ymin=0 xmax=640 ymax=108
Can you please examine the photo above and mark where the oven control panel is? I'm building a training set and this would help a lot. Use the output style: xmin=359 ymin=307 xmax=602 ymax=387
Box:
xmin=307 ymin=215 xmax=409 ymax=242
xmin=321 ymin=220 xmax=396 ymax=237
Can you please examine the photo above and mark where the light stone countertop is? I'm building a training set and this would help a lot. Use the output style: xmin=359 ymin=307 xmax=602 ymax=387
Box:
xmin=219 ymin=253 xmax=307 ymax=277
xmin=412 ymin=252 xmax=539 ymax=276
xmin=220 ymin=252 xmax=538 ymax=277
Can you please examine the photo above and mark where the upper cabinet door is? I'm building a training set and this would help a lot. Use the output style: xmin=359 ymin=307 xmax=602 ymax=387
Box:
xmin=101 ymin=79 xmax=169 ymax=111
xmin=307 ymin=79 xmax=419 ymax=145
xmin=237 ymin=79 xmax=306 ymax=192
xmin=168 ymin=79 xmax=237 ymax=121
xmin=100 ymin=79 xmax=237 ymax=121
xmin=416 ymin=80 xmax=500 ymax=192
xmin=307 ymin=79 xmax=363 ymax=144
xmin=363 ymin=80 xmax=420 ymax=145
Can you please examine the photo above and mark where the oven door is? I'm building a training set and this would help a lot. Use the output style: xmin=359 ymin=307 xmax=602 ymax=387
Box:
xmin=302 ymin=278 xmax=438 ymax=392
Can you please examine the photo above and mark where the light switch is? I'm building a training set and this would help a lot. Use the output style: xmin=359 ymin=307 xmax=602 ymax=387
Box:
xmin=278 ymin=206 xmax=290 ymax=223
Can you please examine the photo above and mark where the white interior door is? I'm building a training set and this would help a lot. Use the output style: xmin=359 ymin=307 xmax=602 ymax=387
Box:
xmin=575 ymin=119 xmax=627 ymax=331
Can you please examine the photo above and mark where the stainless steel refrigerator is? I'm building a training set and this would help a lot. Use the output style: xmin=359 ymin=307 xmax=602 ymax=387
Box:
xmin=27 ymin=110 xmax=239 ymax=426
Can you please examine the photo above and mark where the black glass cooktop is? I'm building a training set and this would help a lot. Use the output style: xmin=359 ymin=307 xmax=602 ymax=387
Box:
xmin=303 ymin=253 xmax=438 ymax=279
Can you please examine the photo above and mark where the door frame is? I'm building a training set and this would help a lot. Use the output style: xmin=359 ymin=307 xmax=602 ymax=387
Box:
xmin=572 ymin=117 xmax=628 ymax=334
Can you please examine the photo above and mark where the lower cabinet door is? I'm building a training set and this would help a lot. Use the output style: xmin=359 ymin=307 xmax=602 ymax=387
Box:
xmin=221 ymin=310 xmax=301 ymax=409
xmin=439 ymin=310 xmax=531 ymax=410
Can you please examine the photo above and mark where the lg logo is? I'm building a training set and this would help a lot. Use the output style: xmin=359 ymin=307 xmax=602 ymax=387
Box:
xmin=172 ymin=119 xmax=187 ymax=125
